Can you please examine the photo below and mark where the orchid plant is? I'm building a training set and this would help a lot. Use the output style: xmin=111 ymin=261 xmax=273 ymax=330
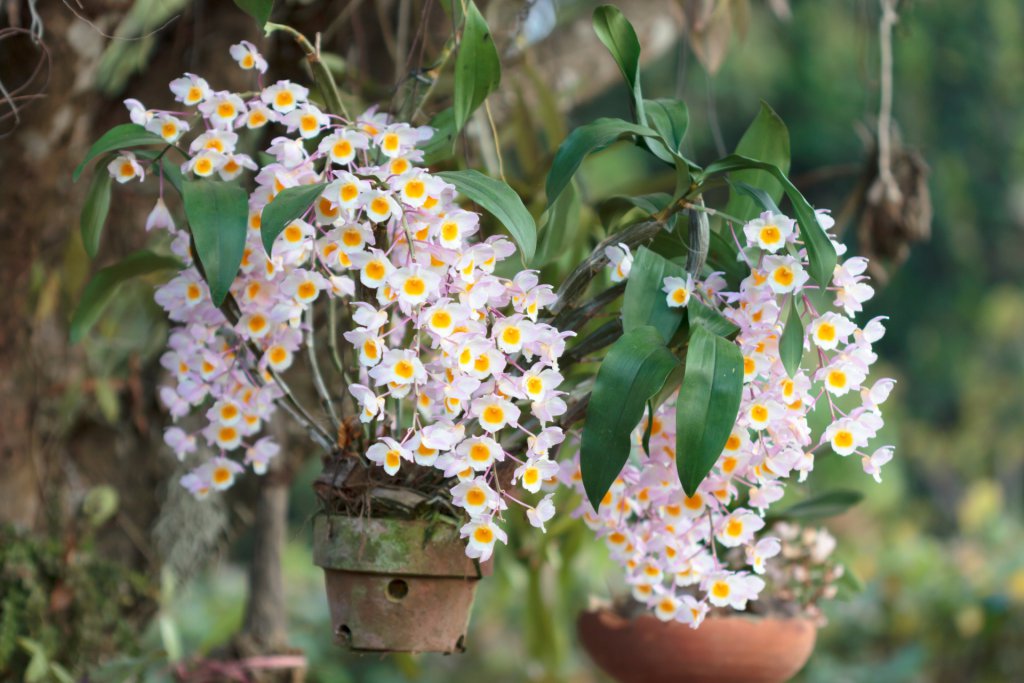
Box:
xmin=533 ymin=6 xmax=894 ymax=628
xmin=559 ymin=204 xmax=894 ymax=626
xmin=72 ymin=1 xmax=896 ymax=630
xmin=74 ymin=13 xmax=571 ymax=565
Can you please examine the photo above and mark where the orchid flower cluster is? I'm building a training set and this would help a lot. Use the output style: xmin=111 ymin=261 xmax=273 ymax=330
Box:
xmin=560 ymin=210 xmax=895 ymax=628
xmin=757 ymin=522 xmax=845 ymax=627
xmin=111 ymin=42 xmax=570 ymax=562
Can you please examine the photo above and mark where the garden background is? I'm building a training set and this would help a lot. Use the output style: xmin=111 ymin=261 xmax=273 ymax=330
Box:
xmin=0 ymin=0 xmax=1022 ymax=681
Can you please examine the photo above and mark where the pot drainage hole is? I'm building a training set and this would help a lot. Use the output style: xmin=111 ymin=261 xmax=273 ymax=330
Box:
xmin=386 ymin=578 xmax=409 ymax=601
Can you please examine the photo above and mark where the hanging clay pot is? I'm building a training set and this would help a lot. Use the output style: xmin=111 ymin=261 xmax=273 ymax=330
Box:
xmin=577 ymin=609 xmax=817 ymax=683
xmin=313 ymin=514 xmax=488 ymax=654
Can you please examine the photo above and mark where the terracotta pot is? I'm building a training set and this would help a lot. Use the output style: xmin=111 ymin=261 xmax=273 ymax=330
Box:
xmin=312 ymin=514 xmax=488 ymax=654
xmin=577 ymin=609 xmax=816 ymax=683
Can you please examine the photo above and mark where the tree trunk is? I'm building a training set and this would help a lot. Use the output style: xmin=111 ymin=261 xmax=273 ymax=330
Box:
xmin=241 ymin=474 xmax=290 ymax=652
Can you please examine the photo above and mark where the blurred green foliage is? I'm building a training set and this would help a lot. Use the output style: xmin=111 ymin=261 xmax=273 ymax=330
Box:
xmin=0 ymin=515 xmax=154 ymax=680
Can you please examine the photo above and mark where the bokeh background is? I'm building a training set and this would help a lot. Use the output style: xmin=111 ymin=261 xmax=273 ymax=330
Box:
xmin=1 ymin=0 xmax=1023 ymax=681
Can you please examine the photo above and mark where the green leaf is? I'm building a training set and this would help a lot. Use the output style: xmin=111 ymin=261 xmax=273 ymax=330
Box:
xmin=533 ymin=180 xmax=581 ymax=267
xmin=598 ymin=193 xmax=672 ymax=230
xmin=641 ymin=400 xmax=655 ymax=456
xmin=622 ymin=246 xmax=686 ymax=343
xmin=580 ymin=326 xmax=679 ymax=510
xmin=546 ymin=118 xmax=661 ymax=206
xmin=70 ymin=249 xmax=181 ymax=343
xmin=161 ymin=156 xmax=185 ymax=195
xmin=134 ymin=149 xmax=184 ymax=195
xmin=437 ymin=169 xmax=536 ymax=264
xmin=835 ymin=566 xmax=865 ymax=599
xmin=453 ymin=1 xmax=501 ymax=132
xmin=20 ymin=637 xmax=48 ymax=683
xmin=729 ymin=180 xmax=781 ymax=215
xmin=260 ymin=182 xmax=327 ymax=255
xmin=644 ymin=98 xmax=689 ymax=165
xmin=73 ymin=124 xmax=167 ymax=182
xmin=592 ymin=5 xmax=645 ymax=125
xmin=723 ymin=102 xmax=790 ymax=222
xmin=676 ymin=324 xmax=744 ymax=496
xmin=50 ymin=663 xmax=75 ymax=683
xmin=645 ymin=99 xmax=688 ymax=153
xmin=420 ymin=107 xmax=457 ymax=165
xmin=183 ymin=180 xmax=249 ymax=306
xmin=233 ymin=0 xmax=273 ymax=27
xmin=700 ymin=154 xmax=837 ymax=286
xmin=706 ymin=226 xmax=744 ymax=284
xmin=80 ymin=158 xmax=114 ymax=258
xmin=687 ymin=298 xmax=738 ymax=339
xmin=779 ymin=295 xmax=804 ymax=378
xmin=770 ymin=489 xmax=864 ymax=521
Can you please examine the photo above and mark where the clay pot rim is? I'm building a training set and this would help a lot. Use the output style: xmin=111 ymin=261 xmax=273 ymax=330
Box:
xmin=583 ymin=607 xmax=818 ymax=628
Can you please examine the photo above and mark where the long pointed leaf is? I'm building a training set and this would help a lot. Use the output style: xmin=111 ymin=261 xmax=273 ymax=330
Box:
xmin=687 ymin=299 xmax=738 ymax=339
xmin=533 ymin=180 xmax=581 ymax=268
xmin=453 ymin=0 xmax=501 ymax=132
xmin=183 ymin=180 xmax=249 ymax=306
xmin=676 ymin=324 xmax=744 ymax=496
xmin=70 ymin=250 xmax=182 ymax=343
xmin=723 ymin=102 xmax=790 ymax=222
xmin=437 ymin=169 xmax=536 ymax=264
xmin=769 ymin=489 xmax=864 ymax=522
xmin=73 ymin=124 xmax=167 ymax=182
xmin=232 ymin=0 xmax=273 ymax=27
xmin=80 ymin=159 xmax=114 ymax=258
xmin=592 ymin=5 xmax=645 ymax=125
xmin=546 ymin=118 xmax=661 ymax=206
xmin=780 ymin=295 xmax=805 ymax=378
xmin=701 ymin=154 xmax=837 ymax=286
xmin=260 ymin=182 xmax=327 ymax=255
xmin=581 ymin=326 xmax=679 ymax=510
xmin=644 ymin=98 xmax=690 ymax=167
xmin=622 ymin=246 xmax=686 ymax=343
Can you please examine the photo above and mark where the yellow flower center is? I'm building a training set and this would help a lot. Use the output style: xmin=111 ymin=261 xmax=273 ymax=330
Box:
xmin=403 ymin=276 xmax=426 ymax=296
xmin=760 ymin=225 xmax=781 ymax=244
xmin=275 ymin=90 xmax=295 ymax=108
xmin=431 ymin=310 xmax=452 ymax=329
xmin=772 ymin=266 xmax=794 ymax=287
xmin=834 ymin=430 xmax=854 ymax=449
xmin=441 ymin=222 xmax=459 ymax=241
xmin=332 ymin=140 xmax=352 ymax=158
xmin=394 ymin=360 xmax=415 ymax=379
xmin=405 ymin=180 xmax=426 ymax=199
xmin=212 ymin=467 xmax=232 ymax=485
xmin=466 ymin=488 xmax=486 ymax=506
xmin=469 ymin=443 xmax=491 ymax=462
xmin=482 ymin=405 xmax=504 ymax=424
xmin=827 ymin=370 xmax=847 ymax=389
